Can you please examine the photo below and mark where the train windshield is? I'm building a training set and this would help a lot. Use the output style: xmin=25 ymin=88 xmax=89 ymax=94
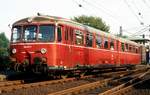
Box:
xmin=38 ymin=25 xmax=55 ymax=42
xmin=11 ymin=25 xmax=55 ymax=42
xmin=23 ymin=25 xmax=37 ymax=41
xmin=11 ymin=26 xmax=22 ymax=42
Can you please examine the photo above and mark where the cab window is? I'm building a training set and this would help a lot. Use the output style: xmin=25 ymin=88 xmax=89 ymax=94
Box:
xmin=11 ymin=26 xmax=22 ymax=42
xmin=23 ymin=25 xmax=37 ymax=41
xmin=38 ymin=25 xmax=55 ymax=42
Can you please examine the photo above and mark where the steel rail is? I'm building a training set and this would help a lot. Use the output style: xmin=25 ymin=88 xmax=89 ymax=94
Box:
xmin=99 ymin=70 xmax=150 ymax=95
xmin=0 ymin=68 xmax=147 ymax=94
xmin=48 ymin=78 xmax=112 ymax=95
xmin=110 ymin=77 xmax=150 ymax=95
xmin=48 ymin=68 xmax=148 ymax=95
xmin=0 ymin=78 xmax=75 ymax=93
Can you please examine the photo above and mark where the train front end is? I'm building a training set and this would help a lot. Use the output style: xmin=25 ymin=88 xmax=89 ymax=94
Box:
xmin=10 ymin=16 xmax=58 ymax=73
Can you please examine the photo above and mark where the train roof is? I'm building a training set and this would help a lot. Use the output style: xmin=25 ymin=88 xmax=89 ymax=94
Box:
xmin=13 ymin=15 xmax=140 ymax=47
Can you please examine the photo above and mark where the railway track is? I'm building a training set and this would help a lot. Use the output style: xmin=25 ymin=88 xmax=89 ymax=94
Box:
xmin=0 ymin=68 xmax=148 ymax=95
xmin=48 ymin=68 xmax=148 ymax=95
xmin=99 ymin=70 xmax=150 ymax=95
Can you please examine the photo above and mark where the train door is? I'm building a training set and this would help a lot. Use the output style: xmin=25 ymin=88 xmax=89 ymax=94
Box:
xmin=57 ymin=25 xmax=63 ymax=67
xmin=64 ymin=26 xmax=70 ymax=67
xmin=68 ymin=27 xmax=74 ymax=67
xmin=74 ymin=29 xmax=84 ymax=66
xmin=63 ymin=26 xmax=76 ymax=68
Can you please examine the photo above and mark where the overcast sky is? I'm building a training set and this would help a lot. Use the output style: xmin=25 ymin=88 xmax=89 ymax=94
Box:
xmin=1 ymin=0 xmax=150 ymax=39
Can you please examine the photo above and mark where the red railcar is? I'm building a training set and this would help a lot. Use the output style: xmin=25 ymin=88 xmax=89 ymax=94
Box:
xmin=10 ymin=15 xmax=141 ymax=73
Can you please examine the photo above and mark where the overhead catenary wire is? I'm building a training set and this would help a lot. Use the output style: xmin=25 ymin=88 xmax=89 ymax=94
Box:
xmin=84 ymin=0 xmax=150 ymax=36
xmin=72 ymin=0 xmax=149 ymax=36
xmin=132 ymin=0 xmax=143 ymax=19
xmin=123 ymin=24 xmax=150 ymax=37
xmin=72 ymin=0 xmax=82 ymax=8
xmin=84 ymin=0 xmax=119 ymax=19
xmin=82 ymin=0 xmax=122 ymax=24
xmin=72 ymin=0 xmax=123 ymax=26
xmin=71 ymin=0 xmax=128 ymax=36
xmin=130 ymin=28 xmax=148 ymax=35
xmin=123 ymin=26 xmax=144 ymax=31
xmin=72 ymin=0 xmax=96 ymax=17
xmin=122 ymin=29 xmax=135 ymax=35
xmin=128 ymin=25 xmax=150 ymax=36
xmin=124 ymin=0 xmax=144 ymax=25
xmin=81 ymin=0 xmax=149 ymax=36
xmin=126 ymin=0 xmax=150 ymax=37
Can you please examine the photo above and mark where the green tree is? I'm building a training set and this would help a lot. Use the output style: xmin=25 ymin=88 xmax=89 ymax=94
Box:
xmin=0 ymin=32 xmax=9 ymax=56
xmin=72 ymin=15 xmax=110 ymax=32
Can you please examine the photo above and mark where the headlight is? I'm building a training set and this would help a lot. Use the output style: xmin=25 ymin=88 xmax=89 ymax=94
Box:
xmin=12 ymin=48 xmax=16 ymax=54
xmin=41 ymin=48 xmax=47 ymax=54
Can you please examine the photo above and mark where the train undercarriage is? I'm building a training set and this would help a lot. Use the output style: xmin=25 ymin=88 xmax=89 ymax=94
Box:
xmin=11 ymin=61 xmax=135 ymax=78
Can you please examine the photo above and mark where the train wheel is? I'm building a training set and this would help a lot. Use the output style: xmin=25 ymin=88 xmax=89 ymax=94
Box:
xmin=31 ymin=65 xmax=36 ymax=73
xmin=16 ymin=64 xmax=20 ymax=71
xmin=35 ymin=65 xmax=38 ymax=73
xmin=22 ymin=65 xmax=26 ymax=72
xmin=42 ymin=64 xmax=48 ymax=74
xmin=14 ymin=63 xmax=18 ymax=71
xmin=16 ymin=64 xmax=21 ymax=72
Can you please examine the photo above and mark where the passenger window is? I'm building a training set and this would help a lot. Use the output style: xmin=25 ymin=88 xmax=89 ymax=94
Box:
xmin=65 ymin=28 xmax=68 ymax=41
xmin=110 ymin=39 xmax=114 ymax=50
xmin=133 ymin=46 xmax=135 ymax=53
xmin=135 ymin=49 xmax=137 ymax=53
xmin=136 ymin=47 xmax=139 ymax=53
xmin=70 ymin=29 xmax=73 ymax=42
xmin=86 ymin=33 xmax=93 ymax=47
xmin=57 ymin=26 xmax=62 ymax=42
xmin=129 ymin=45 xmax=132 ymax=52
xmin=104 ymin=37 xmax=108 ymax=49
xmin=121 ymin=43 xmax=125 ymax=52
xmin=96 ymin=35 xmax=102 ymax=48
xmin=75 ymin=30 xmax=83 ymax=45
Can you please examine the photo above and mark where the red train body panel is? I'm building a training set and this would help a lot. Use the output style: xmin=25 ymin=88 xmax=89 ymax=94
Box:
xmin=10 ymin=15 xmax=141 ymax=72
